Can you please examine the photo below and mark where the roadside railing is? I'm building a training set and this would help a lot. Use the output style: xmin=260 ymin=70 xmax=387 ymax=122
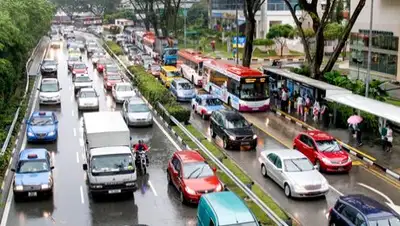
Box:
xmin=0 ymin=37 xmax=44 ymax=155
xmin=101 ymin=38 xmax=289 ymax=226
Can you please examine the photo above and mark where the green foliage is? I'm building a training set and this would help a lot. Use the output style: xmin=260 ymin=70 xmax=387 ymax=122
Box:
xmin=253 ymin=39 xmax=274 ymax=47
xmin=267 ymin=24 xmax=295 ymax=56
xmin=186 ymin=1 xmax=209 ymax=30
xmin=105 ymin=41 xmax=123 ymax=55
xmin=52 ymin=0 xmax=121 ymax=16
xmin=324 ymin=22 xmax=344 ymax=40
xmin=291 ymin=65 xmax=311 ymax=77
xmin=128 ymin=66 xmax=191 ymax=123
xmin=104 ymin=9 xmax=136 ymax=24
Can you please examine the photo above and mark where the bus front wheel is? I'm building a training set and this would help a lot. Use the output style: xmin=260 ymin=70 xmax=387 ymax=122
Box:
xmin=227 ymin=98 xmax=231 ymax=108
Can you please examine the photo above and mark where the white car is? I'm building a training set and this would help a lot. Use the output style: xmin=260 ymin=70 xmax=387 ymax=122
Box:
xmin=112 ymin=82 xmax=136 ymax=103
xmin=77 ymin=88 xmax=99 ymax=111
xmin=122 ymin=97 xmax=153 ymax=127
xmin=91 ymin=51 xmax=106 ymax=65
xmin=258 ymin=149 xmax=329 ymax=198
xmin=39 ymin=78 xmax=62 ymax=105
xmin=73 ymin=74 xmax=93 ymax=94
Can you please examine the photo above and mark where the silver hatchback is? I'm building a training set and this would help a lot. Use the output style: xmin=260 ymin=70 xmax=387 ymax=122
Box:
xmin=77 ymin=88 xmax=99 ymax=111
xmin=122 ymin=98 xmax=153 ymax=127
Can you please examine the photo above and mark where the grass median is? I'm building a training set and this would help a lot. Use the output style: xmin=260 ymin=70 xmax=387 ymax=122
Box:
xmin=172 ymin=125 xmax=290 ymax=225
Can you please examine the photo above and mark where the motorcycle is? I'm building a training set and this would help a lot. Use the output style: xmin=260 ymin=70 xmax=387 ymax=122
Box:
xmin=135 ymin=147 xmax=150 ymax=176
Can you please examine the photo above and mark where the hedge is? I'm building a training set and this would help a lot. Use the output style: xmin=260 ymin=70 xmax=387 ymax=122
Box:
xmin=105 ymin=40 xmax=123 ymax=56
xmin=172 ymin=125 xmax=290 ymax=225
xmin=128 ymin=66 xmax=191 ymax=123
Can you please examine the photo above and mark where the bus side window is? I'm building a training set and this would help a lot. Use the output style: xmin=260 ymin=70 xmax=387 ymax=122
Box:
xmin=228 ymin=79 xmax=240 ymax=97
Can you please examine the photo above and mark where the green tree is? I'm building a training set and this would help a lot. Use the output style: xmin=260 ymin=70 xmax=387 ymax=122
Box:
xmin=186 ymin=1 xmax=209 ymax=29
xmin=282 ymin=0 xmax=366 ymax=79
xmin=267 ymin=24 xmax=295 ymax=57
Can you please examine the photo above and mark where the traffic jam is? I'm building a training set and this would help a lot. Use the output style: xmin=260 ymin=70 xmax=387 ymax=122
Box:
xmin=3 ymin=23 xmax=400 ymax=226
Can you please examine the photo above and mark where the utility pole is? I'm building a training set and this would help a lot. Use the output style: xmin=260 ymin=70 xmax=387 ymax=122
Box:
xmin=235 ymin=0 xmax=239 ymax=65
xmin=365 ymin=0 xmax=374 ymax=97
xmin=184 ymin=8 xmax=187 ymax=48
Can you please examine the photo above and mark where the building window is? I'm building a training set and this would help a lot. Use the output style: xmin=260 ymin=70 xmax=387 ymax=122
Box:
xmin=350 ymin=49 xmax=398 ymax=76
xmin=350 ymin=31 xmax=399 ymax=51
xmin=211 ymin=0 xmax=244 ymax=10
xmin=267 ymin=0 xmax=297 ymax=11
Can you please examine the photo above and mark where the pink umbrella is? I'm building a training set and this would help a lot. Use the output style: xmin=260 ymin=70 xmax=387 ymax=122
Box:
xmin=347 ymin=115 xmax=363 ymax=124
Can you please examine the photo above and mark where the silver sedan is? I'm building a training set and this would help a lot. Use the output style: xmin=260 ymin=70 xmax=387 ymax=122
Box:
xmin=77 ymin=88 xmax=99 ymax=111
xmin=258 ymin=149 xmax=329 ymax=198
xmin=122 ymin=97 xmax=153 ymax=127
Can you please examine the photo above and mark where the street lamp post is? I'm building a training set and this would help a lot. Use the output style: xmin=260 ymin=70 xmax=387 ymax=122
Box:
xmin=235 ymin=0 xmax=239 ymax=65
xmin=184 ymin=9 xmax=187 ymax=48
xmin=365 ymin=0 xmax=374 ymax=97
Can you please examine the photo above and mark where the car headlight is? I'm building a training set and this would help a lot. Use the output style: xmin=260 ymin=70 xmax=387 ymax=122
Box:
xmin=347 ymin=156 xmax=352 ymax=163
xmin=147 ymin=114 xmax=152 ymax=120
xmin=215 ymin=184 xmax=223 ymax=192
xmin=40 ymin=95 xmax=47 ymax=99
xmin=322 ymin=180 xmax=329 ymax=189
xmin=55 ymin=95 xmax=61 ymax=99
xmin=48 ymin=131 xmax=56 ymax=136
xmin=91 ymin=184 xmax=103 ymax=189
xmin=229 ymin=135 xmax=236 ymax=140
xmin=15 ymin=185 xmax=23 ymax=191
xmin=27 ymin=132 xmax=34 ymax=136
xmin=126 ymin=182 xmax=135 ymax=186
xmin=253 ymin=135 xmax=257 ymax=139
xmin=185 ymin=186 xmax=196 ymax=195
xmin=41 ymin=184 xmax=50 ymax=189
xmin=321 ymin=157 xmax=331 ymax=164
xmin=293 ymin=184 xmax=304 ymax=191
xmin=107 ymin=82 xmax=111 ymax=86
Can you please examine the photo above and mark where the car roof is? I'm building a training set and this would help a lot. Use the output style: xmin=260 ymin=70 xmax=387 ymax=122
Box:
xmin=340 ymin=194 xmax=397 ymax=219
xmin=43 ymin=59 xmax=56 ymax=62
xmin=174 ymin=78 xmax=190 ymax=84
xmin=76 ymin=74 xmax=90 ymax=77
xmin=80 ymin=87 xmax=95 ymax=92
xmin=175 ymin=150 xmax=205 ymax=163
xmin=116 ymin=82 xmax=131 ymax=86
xmin=42 ymin=78 xmax=58 ymax=83
xmin=19 ymin=149 xmax=48 ymax=161
xmin=202 ymin=191 xmax=256 ymax=225
xmin=197 ymin=94 xmax=218 ymax=100
xmin=305 ymin=130 xmax=334 ymax=141
xmin=127 ymin=97 xmax=144 ymax=104
xmin=31 ymin=111 xmax=54 ymax=117
xmin=261 ymin=149 xmax=307 ymax=159
xmin=218 ymin=109 xmax=243 ymax=120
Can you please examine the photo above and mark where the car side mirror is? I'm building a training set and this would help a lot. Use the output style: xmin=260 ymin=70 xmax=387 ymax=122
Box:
xmin=11 ymin=168 xmax=15 ymax=172
xmin=51 ymin=166 xmax=55 ymax=170
xmin=55 ymin=120 xmax=59 ymax=124
xmin=59 ymin=87 xmax=62 ymax=90
xmin=249 ymin=123 xmax=253 ymax=127
xmin=82 ymin=163 xmax=88 ymax=171
xmin=25 ymin=119 xmax=29 ymax=124
xmin=130 ymin=136 xmax=132 ymax=140
xmin=37 ymin=88 xmax=40 ymax=91
xmin=212 ymin=167 xmax=217 ymax=172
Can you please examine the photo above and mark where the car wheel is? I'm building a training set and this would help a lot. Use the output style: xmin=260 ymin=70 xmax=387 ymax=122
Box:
xmin=284 ymin=184 xmax=291 ymax=198
xmin=261 ymin=164 xmax=268 ymax=177
xmin=315 ymin=160 xmax=321 ymax=172
xmin=223 ymin=137 xmax=229 ymax=149
xmin=329 ymin=223 xmax=335 ymax=226
xmin=13 ymin=193 xmax=22 ymax=202
xmin=167 ymin=171 xmax=172 ymax=185
xmin=179 ymin=190 xmax=186 ymax=204
xmin=210 ymin=126 xmax=216 ymax=138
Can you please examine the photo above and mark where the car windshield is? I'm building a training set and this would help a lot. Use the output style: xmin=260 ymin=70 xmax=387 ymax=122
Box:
xmin=117 ymin=85 xmax=133 ymax=91
xmin=316 ymin=140 xmax=341 ymax=152
xmin=50 ymin=31 xmax=57 ymax=36
xmin=151 ymin=65 xmax=160 ymax=71
xmin=80 ymin=91 xmax=96 ymax=98
xmin=222 ymin=222 xmax=259 ymax=226
xmin=107 ymin=67 xmax=118 ymax=72
xmin=167 ymin=49 xmax=178 ymax=55
xmin=240 ymin=82 xmax=268 ymax=100
xmin=30 ymin=116 xmax=54 ymax=126
xmin=225 ymin=118 xmax=250 ymax=129
xmin=369 ymin=217 xmax=400 ymax=226
xmin=43 ymin=60 xmax=56 ymax=66
xmin=284 ymin=158 xmax=314 ymax=172
xmin=40 ymin=82 xmax=59 ymax=92
xmin=128 ymin=103 xmax=149 ymax=112
xmin=91 ymin=154 xmax=134 ymax=176
xmin=75 ymin=76 xmax=91 ymax=82
xmin=205 ymin=98 xmax=222 ymax=106
xmin=167 ymin=71 xmax=180 ymax=77
xmin=17 ymin=159 xmax=49 ymax=173
xmin=108 ymin=76 xmax=121 ymax=81
xmin=183 ymin=162 xmax=214 ymax=179
xmin=178 ymin=82 xmax=193 ymax=90
xmin=69 ymin=57 xmax=80 ymax=62
xmin=74 ymin=64 xmax=86 ymax=69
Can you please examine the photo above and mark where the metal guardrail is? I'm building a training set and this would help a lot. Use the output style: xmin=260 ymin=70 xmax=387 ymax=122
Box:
xmin=102 ymin=38 xmax=289 ymax=225
xmin=0 ymin=37 xmax=44 ymax=155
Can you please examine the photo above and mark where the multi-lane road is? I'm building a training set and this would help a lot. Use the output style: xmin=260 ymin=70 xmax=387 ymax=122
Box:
xmin=2 ymin=35 xmax=198 ymax=226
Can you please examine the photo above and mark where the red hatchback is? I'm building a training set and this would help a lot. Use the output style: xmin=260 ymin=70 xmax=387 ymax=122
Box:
xmin=293 ymin=130 xmax=352 ymax=172
xmin=103 ymin=74 xmax=122 ymax=90
xmin=167 ymin=150 xmax=223 ymax=204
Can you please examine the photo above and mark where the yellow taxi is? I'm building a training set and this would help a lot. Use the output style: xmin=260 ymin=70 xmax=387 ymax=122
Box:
xmin=160 ymin=66 xmax=181 ymax=88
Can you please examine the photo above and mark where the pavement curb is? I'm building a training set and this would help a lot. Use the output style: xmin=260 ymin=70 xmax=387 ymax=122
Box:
xmin=211 ymin=57 xmax=305 ymax=63
xmin=270 ymin=108 xmax=400 ymax=181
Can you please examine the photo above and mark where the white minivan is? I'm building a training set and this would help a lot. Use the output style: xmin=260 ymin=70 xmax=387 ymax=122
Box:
xmin=39 ymin=78 xmax=62 ymax=105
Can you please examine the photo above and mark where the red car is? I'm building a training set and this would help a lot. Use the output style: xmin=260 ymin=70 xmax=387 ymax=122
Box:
xmin=96 ymin=59 xmax=111 ymax=73
xmin=71 ymin=62 xmax=87 ymax=77
xmin=104 ymin=65 xmax=120 ymax=78
xmin=167 ymin=150 xmax=223 ymax=204
xmin=293 ymin=130 xmax=352 ymax=172
xmin=103 ymin=74 xmax=122 ymax=90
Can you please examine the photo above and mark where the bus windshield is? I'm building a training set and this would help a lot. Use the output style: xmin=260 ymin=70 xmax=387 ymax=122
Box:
xmin=240 ymin=81 xmax=268 ymax=100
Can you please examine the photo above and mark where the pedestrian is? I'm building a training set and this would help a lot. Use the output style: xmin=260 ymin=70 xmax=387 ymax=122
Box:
xmin=211 ymin=40 xmax=216 ymax=52
xmin=296 ymin=95 xmax=304 ymax=116
xmin=381 ymin=125 xmax=388 ymax=151
xmin=232 ymin=48 xmax=237 ymax=59
xmin=385 ymin=124 xmax=393 ymax=152
xmin=355 ymin=121 xmax=363 ymax=147
xmin=281 ymin=87 xmax=288 ymax=112
xmin=313 ymin=100 xmax=320 ymax=122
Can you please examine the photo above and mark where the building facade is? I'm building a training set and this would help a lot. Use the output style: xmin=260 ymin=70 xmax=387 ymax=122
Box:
xmin=349 ymin=0 xmax=400 ymax=82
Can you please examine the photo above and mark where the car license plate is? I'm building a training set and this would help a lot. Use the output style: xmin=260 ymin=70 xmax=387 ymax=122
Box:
xmin=242 ymin=142 xmax=250 ymax=145
xmin=108 ymin=189 xmax=121 ymax=194
xmin=28 ymin=192 xmax=37 ymax=197
xmin=253 ymin=107 xmax=259 ymax=110
xmin=338 ymin=167 xmax=344 ymax=171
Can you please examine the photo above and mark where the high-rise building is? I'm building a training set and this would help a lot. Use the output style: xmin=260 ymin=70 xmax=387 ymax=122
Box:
xmin=349 ymin=0 xmax=400 ymax=82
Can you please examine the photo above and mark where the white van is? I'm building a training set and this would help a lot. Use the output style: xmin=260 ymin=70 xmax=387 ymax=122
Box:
xmin=38 ymin=78 xmax=62 ymax=105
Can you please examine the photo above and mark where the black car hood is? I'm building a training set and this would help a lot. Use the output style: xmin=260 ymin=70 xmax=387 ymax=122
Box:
xmin=225 ymin=127 xmax=254 ymax=136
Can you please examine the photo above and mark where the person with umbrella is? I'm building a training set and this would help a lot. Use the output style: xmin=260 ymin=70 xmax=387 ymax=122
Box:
xmin=347 ymin=114 xmax=363 ymax=146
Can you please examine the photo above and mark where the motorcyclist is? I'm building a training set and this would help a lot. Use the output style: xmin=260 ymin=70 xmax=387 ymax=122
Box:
xmin=133 ymin=140 xmax=149 ymax=167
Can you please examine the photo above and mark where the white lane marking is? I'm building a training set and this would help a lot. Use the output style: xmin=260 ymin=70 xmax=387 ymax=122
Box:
xmin=73 ymin=128 xmax=77 ymax=137
xmin=70 ymin=95 xmax=73 ymax=102
xmin=153 ymin=117 xmax=182 ymax=151
xmin=148 ymin=180 xmax=158 ymax=196
xmin=72 ymin=110 xmax=74 ymax=117
xmin=357 ymin=183 xmax=394 ymax=204
xmin=80 ymin=186 xmax=85 ymax=204
xmin=69 ymin=85 xmax=72 ymax=91
xmin=79 ymin=138 xmax=84 ymax=147
xmin=76 ymin=152 xmax=80 ymax=163
xmin=329 ymin=185 xmax=344 ymax=196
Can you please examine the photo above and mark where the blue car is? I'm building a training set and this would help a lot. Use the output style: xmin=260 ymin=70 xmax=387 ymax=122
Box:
xmin=191 ymin=94 xmax=225 ymax=120
xmin=26 ymin=111 xmax=58 ymax=142
xmin=12 ymin=149 xmax=54 ymax=201
xmin=170 ymin=78 xmax=196 ymax=102
xmin=328 ymin=194 xmax=400 ymax=226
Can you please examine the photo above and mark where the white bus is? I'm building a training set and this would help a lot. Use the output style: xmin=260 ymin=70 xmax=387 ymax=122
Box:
xmin=177 ymin=49 xmax=209 ymax=86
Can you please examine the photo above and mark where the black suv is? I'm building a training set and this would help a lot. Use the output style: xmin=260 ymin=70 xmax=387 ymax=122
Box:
xmin=210 ymin=110 xmax=257 ymax=150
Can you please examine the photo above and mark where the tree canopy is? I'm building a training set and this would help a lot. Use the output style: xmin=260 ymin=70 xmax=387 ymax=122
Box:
xmin=267 ymin=24 xmax=295 ymax=57
xmin=51 ymin=0 xmax=121 ymax=17
xmin=0 ymin=0 xmax=55 ymax=126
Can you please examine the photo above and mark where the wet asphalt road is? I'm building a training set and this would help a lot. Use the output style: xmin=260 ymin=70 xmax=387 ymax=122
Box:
xmin=5 ymin=37 xmax=197 ymax=226
xmin=187 ymin=107 xmax=400 ymax=226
